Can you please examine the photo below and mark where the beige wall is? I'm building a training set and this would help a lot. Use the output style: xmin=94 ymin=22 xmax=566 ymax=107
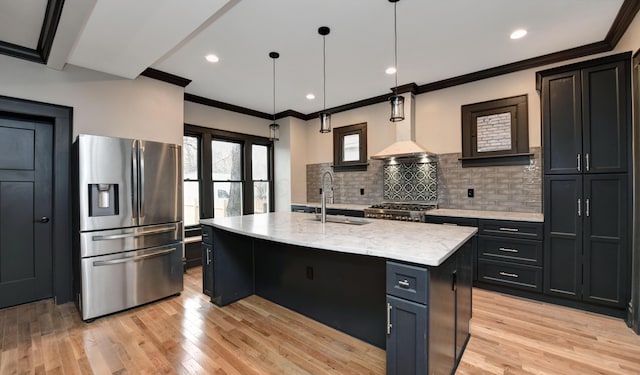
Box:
xmin=295 ymin=11 xmax=640 ymax=199
xmin=0 ymin=55 xmax=184 ymax=144
xmin=288 ymin=117 xmax=309 ymax=204
xmin=0 ymin=10 xmax=637 ymax=208
xmin=184 ymin=101 xmax=271 ymax=137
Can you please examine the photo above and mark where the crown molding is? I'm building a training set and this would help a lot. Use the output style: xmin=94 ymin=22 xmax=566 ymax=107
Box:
xmin=183 ymin=0 xmax=640 ymax=121
xmin=140 ymin=68 xmax=192 ymax=87
xmin=0 ymin=0 xmax=65 ymax=64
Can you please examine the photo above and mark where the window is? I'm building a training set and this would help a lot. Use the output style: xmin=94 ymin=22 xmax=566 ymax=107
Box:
xmin=183 ymin=135 xmax=200 ymax=227
xmin=212 ymin=140 xmax=243 ymax=218
xmin=461 ymin=94 xmax=531 ymax=166
xmin=333 ymin=122 xmax=367 ymax=171
xmin=252 ymin=144 xmax=270 ymax=213
xmin=184 ymin=125 xmax=274 ymax=223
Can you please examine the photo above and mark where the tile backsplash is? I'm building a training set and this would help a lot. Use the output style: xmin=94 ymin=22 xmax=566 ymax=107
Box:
xmin=437 ymin=147 xmax=542 ymax=213
xmin=305 ymin=147 xmax=542 ymax=213
xmin=306 ymin=160 xmax=384 ymax=204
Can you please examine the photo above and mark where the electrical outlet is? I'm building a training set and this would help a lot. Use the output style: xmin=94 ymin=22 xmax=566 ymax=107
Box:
xmin=360 ymin=188 xmax=365 ymax=195
xmin=467 ymin=188 xmax=474 ymax=198
xmin=319 ymin=188 xmax=322 ymax=195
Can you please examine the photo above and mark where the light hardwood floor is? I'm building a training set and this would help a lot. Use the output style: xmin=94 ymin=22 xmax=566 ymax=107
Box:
xmin=1 ymin=267 xmax=639 ymax=374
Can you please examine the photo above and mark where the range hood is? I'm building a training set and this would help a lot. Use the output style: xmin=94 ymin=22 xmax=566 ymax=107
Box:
xmin=371 ymin=93 xmax=434 ymax=160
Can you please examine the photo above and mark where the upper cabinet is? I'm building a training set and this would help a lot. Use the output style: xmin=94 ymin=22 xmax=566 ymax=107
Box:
xmin=539 ymin=53 xmax=631 ymax=175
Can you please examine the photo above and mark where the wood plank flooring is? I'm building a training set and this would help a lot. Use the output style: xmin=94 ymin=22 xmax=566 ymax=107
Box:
xmin=1 ymin=267 xmax=639 ymax=374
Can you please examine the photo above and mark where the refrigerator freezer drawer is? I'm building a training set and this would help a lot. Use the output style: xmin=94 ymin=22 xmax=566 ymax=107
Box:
xmin=79 ymin=243 xmax=184 ymax=321
xmin=80 ymin=222 xmax=182 ymax=258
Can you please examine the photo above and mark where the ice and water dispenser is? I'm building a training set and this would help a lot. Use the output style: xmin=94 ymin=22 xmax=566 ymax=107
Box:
xmin=88 ymin=183 xmax=119 ymax=216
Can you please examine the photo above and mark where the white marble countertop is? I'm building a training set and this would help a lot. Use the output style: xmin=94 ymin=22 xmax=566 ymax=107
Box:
xmin=426 ymin=208 xmax=544 ymax=222
xmin=200 ymin=212 xmax=476 ymax=267
xmin=291 ymin=202 xmax=370 ymax=211
xmin=291 ymin=203 xmax=544 ymax=222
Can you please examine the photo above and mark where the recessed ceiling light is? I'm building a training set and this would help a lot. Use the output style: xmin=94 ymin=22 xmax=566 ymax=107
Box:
xmin=306 ymin=93 xmax=315 ymax=100
xmin=205 ymin=54 xmax=219 ymax=63
xmin=510 ymin=29 xmax=527 ymax=40
xmin=385 ymin=66 xmax=396 ymax=75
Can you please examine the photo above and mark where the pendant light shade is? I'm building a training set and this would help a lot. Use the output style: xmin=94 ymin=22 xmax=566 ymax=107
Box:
xmin=269 ymin=122 xmax=279 ymax=141
xmin=389 ymin=95 xmax=404 ymax=122
xmin=318 ymin=26 xmax=331 ymax=133
xmin=319 ymin=112 xmax=331 ymax=133
xmin=268 ymin=51 xmax=280 ymax=141
xmin=389 ymin=0 xmax=405 ymax=122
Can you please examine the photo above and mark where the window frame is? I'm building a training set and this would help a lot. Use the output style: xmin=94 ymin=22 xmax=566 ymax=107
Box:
xmin=333 ymin=122 xmax=368 ymax=172
xmin=184 ymin=124 xmax=274 ymax=226
xmin=460 ymin=94 xmax=531 ymax=167
xmin=183 ymin=133 xmax=202 ymax=231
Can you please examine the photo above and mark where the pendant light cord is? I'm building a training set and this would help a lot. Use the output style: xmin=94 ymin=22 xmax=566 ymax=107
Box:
xmin=393 ymin=1 xmax=398 ymax=96
xmin=323 ymin=35 xmax=327 ymax=111
xmin=272 ymin=57 xmax=276 ymax=122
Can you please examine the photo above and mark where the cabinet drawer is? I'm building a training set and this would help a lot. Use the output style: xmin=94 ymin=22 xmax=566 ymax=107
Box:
xmin=478 ymin=236 xmax=543 ymax=265
xmin=386 ymin=261 xmax=428 ymax=304
xmin=201 ymin=225 xmax=213 ymax=244
xmin=423 ymin=215 xmax=478 ymax=228
xmin=479 ymin=220 xmax=543 ymax=240
xmin=477 ymin=259 xmax=542 ymax=292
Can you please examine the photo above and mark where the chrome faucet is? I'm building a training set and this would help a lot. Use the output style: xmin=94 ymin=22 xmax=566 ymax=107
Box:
xmin=321 ymin=170 xmax=334 ymax=223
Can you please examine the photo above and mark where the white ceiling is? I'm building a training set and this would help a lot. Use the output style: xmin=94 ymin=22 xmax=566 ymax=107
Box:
xmin=0 ymin=0 xmax=627 ymax=115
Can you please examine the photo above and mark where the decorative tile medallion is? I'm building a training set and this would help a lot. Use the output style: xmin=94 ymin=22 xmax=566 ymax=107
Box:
xmin=383 ymin=162 xmax=437 ymax=201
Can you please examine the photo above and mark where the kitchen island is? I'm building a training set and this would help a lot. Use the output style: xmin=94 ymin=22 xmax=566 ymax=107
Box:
xmin=201 ymin=212 xmax=476 ymax=375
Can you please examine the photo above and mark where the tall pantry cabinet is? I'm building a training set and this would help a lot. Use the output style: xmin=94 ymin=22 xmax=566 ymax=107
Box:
xmin=538 ymin=52 xmax=631 ymax=312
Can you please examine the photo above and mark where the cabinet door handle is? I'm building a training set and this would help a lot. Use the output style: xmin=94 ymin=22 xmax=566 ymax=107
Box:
xmin=398 ymin=279 xmax=410 ymax=288
xmin=451 ymin=270 xmax=457 ymax=292
xmin=386 ymin=303 xmax=392 ymax=335
xmin=586 ymin=198 xmax=590 ymax=217
xmin=498 ymin=227 xmax=519 ymax=232
xmin=577 ymin=153 xmax=581 ymax=172
xmin=578 ymin=198 xmax=582 ymax=217
xmin=442 ymin=223 xmax=458 ymax=226
xmin=585 ymin=153 xmax=590 ymax=172
xmin=499 ymin=247 xmax=519 ymax=253
xmin=206 ymin=248 xmax=212 ymax=265
xmin=499 ymin=271 xmax=519 ymax=278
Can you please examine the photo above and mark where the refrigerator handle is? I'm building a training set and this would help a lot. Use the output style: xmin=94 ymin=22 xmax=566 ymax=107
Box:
xmin=139 ymin=142 xmax=145 ymax=219
xmin=131 ymin=140 xmax=139 ymax=224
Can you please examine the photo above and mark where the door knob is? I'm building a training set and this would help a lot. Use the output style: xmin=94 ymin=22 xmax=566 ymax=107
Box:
xmin=36 ymin=216 xmax=50 ymax=223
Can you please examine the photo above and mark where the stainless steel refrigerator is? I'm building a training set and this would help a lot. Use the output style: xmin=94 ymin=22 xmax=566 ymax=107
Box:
xmin=73 ymin=134 xmax=183 ymax=321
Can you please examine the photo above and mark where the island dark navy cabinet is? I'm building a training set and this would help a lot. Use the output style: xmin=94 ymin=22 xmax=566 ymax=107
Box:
xmin=200 ymin=216 xmax=474 ymax=375
xmin=386 ymin=241 xmax=472 ymax=375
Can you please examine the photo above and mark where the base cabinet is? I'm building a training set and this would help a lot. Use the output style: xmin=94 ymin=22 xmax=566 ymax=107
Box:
xmin=386 ymin=296 xmax=427 ymax=375
xmin=386 ymin=241 xmax=472 ymax=375
xmin=201 ymin=226 xmax=214 ymax=297
xmin=476 ymin=219 xmax=544 ymax=293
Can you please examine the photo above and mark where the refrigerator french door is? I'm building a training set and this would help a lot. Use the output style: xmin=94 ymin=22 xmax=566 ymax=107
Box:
xmin=75 ymin=134 xmax=183 ymax=321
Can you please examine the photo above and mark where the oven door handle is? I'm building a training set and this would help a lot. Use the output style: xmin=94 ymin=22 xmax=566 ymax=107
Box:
xmin=92 ymin=248 xmax=176 ymax=266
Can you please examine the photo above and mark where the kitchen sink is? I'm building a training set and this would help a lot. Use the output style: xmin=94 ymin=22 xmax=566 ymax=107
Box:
xmin=312 ymin=214 xmax=371 ymax=225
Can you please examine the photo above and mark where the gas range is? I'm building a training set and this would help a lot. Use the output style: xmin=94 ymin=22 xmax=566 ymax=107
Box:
xmin=364 ymin=202 xmax=437 ymax=222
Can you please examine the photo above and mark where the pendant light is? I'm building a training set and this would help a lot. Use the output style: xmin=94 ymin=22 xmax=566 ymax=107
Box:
xmin=268 ymin=51 xmax=280 ymax=141
xmin=318 ymin=26 xmax=331 ymax=133
xmin=389 ymin=0 xmax=404 ymax=122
